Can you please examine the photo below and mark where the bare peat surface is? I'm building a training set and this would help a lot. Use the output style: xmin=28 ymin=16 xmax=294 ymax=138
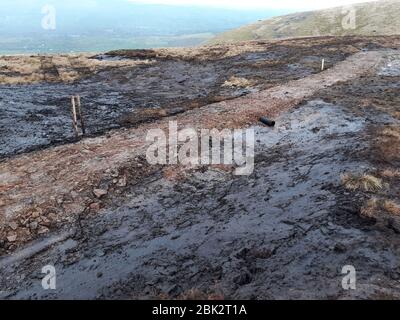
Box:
xmin=0 ymin=36 xmax=398 ymax=159
xmin=0 ymin=36 xmax=400 ymax=300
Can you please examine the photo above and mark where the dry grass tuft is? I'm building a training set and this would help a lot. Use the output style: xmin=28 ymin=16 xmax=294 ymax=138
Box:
xmin=360 ymin=198 xmax=379 ymax=217
xmin=222 ymin=76 xmax=255 ymax=88
xmin=0 ymin=53 xmax=152 ymax=85
xmin=383 ymin=200 xmax=400 ymax=216
xmin=376 ymin=126 xmax=400 ymax=163
xmin=341 ymin=173 xmax=383 ymax=192
xmin=392 ymin=111 xmax=400 ymax=119
xmin=361 ymin=198 xmax=400 ymax=218
xmin=382 ymin=127 xmax=400 ymax=140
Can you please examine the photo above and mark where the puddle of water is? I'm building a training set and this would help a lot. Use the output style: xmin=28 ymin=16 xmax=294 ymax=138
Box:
xmin=255 ymin=100 xmax=365 ymax=150
xmin=91 ymin=54 xmax=129 ymax=62
xmin=378 ymin=56 xmax=400 ymax=76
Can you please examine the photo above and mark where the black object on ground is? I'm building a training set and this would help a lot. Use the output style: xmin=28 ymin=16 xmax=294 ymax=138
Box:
xmin=260 ymin=117 xmax=276 ymax=127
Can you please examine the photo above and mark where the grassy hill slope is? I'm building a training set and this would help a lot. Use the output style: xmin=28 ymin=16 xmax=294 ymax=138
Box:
xmin=209 ymin=0 xmax=400 ymax=44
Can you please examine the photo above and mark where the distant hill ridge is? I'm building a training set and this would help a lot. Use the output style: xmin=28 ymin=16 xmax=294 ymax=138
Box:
xmin=209 ymin=0 xmax=400 ymax=44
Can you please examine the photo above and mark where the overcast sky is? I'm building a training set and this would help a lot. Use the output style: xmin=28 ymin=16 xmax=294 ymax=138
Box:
xmin=128 ymin=0 xmax=378 ymax=10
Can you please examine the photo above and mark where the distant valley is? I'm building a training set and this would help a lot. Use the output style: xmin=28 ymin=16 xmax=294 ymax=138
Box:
xmin=0 ymin=0 xmax=288 ymax=54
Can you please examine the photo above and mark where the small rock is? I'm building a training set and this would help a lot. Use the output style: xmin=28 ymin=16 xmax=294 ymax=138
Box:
xmin=8 ymin=222 xmax=18 ymax=231
xmin=47 ymin=213 xmax=58 ymax=220
xmin=38 ymin=226 xmax=49 ymax=235
xmin=21 ymin=228 xmax=31 ymax=236
xmin=63 ymin=203 xmax=85 ymax=215
xmin=29 ymin=221 xmax=38 ymax=230
xmin=7 ymin=234 xmax=17 ymax=242
xmin=93 ymin=189 xmax=108 ymax=198
xmin=111 ymin=170 xmax=119 ymax=178
xmin=89 ymin=203 xmax=101 ymax=211
xmin=117 ymin=177 xmax=127 ymax=187
xmin=40 ymin=217 xmax=52 ymax=227
xmin=96 ymin=272 xmax=103 ymax=278
xmin=31 ymin=211 xmax=40 ymax=218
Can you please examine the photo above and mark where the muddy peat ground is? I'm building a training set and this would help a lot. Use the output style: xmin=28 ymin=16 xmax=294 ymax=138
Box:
xmin=0 ymin=36 xmax=400 ymax=299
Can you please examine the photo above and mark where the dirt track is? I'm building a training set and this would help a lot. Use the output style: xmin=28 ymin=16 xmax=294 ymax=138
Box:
xmin=0 ymin=36 xmax=400 ymax=299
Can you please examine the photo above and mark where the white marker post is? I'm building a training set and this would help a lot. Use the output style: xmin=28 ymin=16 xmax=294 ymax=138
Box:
xmin=321 ymin=59 xmax=325 ymax=71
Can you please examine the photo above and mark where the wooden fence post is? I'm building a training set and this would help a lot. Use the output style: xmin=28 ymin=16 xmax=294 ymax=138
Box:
xmin=70 ymin=95 xmax=86 ymax=138
xmin=71 ymin=96 xmax=79 ymax=138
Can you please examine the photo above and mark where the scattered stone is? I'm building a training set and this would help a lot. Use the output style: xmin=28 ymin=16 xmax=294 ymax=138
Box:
xmin=7 ymin=234 xmax=17 ymax=242
xmin=89 ymin=203 xmax=101 ymax=211
xmin=40 ymin=217 xmax=52 ymax=227
xmin=111 ymin=170 xmax=119 ymax=178
xmin=63 ymin=203 xmax=85 ymax=215
xmin=47 ymin=213 xmax=58 ymax=221
xmin=31 ymin=211 xmax=40 ymax=218
xmin=93 ymin=189 xmax=108 ymax=198
xmin=117 ymin=177 xmax=127 ymax=187
xmin=37 ymin=226 xmax=50 ymax=235
xmin=8 ymin=222 xmax=18 ymax=231
xmin=21 ymin=228 xmax=31 ymax=236
xmin=29 ymin=221 xmax=38 ymax=230
xmin=27 ymin=168 xmax=37 ymax=174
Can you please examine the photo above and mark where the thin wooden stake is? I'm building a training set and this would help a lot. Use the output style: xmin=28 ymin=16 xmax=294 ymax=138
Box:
xmin=321 ymin=58 xmax=325 ymax=71
xmin=71 ymin=96 xmax=79 ymax=138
